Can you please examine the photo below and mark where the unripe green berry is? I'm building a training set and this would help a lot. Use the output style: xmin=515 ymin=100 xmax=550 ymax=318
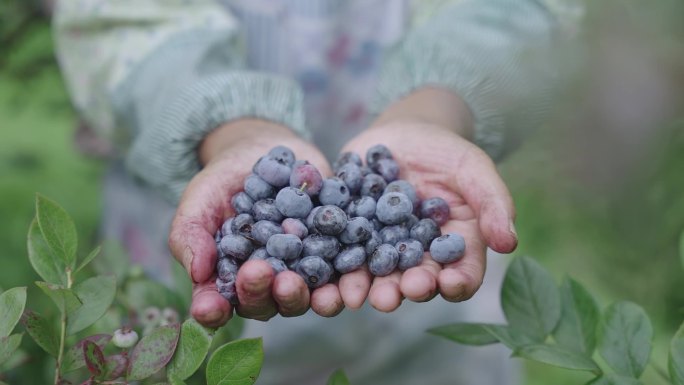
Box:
xmin=112 ymin=327 xmax=139 ymax=348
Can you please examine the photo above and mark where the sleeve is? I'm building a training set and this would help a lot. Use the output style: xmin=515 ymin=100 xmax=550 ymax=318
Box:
xmin=53 ymin=0 xmax=308 ymax=202
xmin=375 ymin=0 xmax=584 ymax=161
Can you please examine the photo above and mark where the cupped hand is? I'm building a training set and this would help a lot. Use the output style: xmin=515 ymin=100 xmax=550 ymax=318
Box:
xmin=339 ymin=121 xmax=518 ymax=312
xmin=168 ymin=119 xmax=342 ymax=328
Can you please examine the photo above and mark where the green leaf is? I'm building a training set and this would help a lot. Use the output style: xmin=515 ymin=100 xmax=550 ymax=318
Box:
xmin=0 ymin=286 xmax=27 ymax=337
xmin=67 ymin=275 xmax=116 ymax=335
xmin=553 ymin=276 xmax=601 ymax=354
xmin=427 ymin=323 xmax=501 ymax=346
xmin=0 ymin=334 xmax=23 ymax=364
xmin=76 ymin=245 xmax=102 ymax=274
xmin=598 ymin=301 xmax=653 ymax=378
xmin=35 ymin=281 xmax=81 ymax=314
xmin=206 ymin=338 xmax=263 ymax=385
xmin=167 ymin=318 xmax=214 ymax=381
xmin=513 ymin=344 xmax=601 ymax=374
xmin=127 ymin=324 xmax=181 ymax=380
xmin=27 ymin=218 xmax=67 ymax=285
xmin=103 ymin=353 xmax=128 ymax=380
xmin=585 ymin=374 xmax=643 ymax=385
xmin=62 ymin=334 xmax=112 ymax=373
xmin=327 ymin=369 xmax=350 ymax=385
xmin=35 ymin=194 xmax=78 ymax=269
xmin=481 ymin=324 xmax=538 ymax=350
xmin=0 ymin=348 xmax=28 ymax=372
xmin=83 ymin=340 xmax=106 ymax=378
xmin=21 ymin=310 xmax=59 ymax=357
xmin=669 ymin=321 xmax=684 ymax=385
xmin=501 ymin=257 xmax=561 ymax=341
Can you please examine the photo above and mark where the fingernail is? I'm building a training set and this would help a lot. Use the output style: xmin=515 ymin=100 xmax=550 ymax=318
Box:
xmin=509 ymin=220 xmax=518 ymax=240
xmin=183 ymin=247 xmax=194 ymax=278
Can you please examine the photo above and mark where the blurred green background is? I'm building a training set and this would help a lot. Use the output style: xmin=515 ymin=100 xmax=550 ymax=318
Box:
xmin=1 ymin=0 xmax=683 ymax=384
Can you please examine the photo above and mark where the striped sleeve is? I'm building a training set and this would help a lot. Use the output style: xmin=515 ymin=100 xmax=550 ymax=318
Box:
xmin=54 ymin=0 xmax=307 ymax=202
xmin=376 ymin=0 xmax=583 ymax=161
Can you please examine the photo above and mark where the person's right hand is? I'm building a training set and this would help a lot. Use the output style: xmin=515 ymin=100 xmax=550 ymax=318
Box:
xmin=168 ymin=119 xmax=342 ymax=328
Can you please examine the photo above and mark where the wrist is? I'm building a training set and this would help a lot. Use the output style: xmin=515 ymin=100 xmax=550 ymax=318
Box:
xmin=371 ymin=87 xmax=474 ymax=139
xmin=199 ymin=118 xmax=298 ymax=165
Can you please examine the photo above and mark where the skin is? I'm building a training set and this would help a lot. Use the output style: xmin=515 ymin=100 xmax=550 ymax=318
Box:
xmin=169 ymin=88 xmax=517 ymax=327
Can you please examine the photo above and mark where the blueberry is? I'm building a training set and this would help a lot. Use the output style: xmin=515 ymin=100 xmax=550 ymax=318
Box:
xmin=281 ymin=218 xmax=308 ymax=239
xmin=216 ymin=277 xmax=238 ymax=305
xmin=286 ymin=258 xmax=300 ymax=271
xmin=255 ymin=155 xmax=292 ymax=187
xmin=364 ymin=230 xmax=382 ymax=256
xmin=249 ymin=247 xmax=270 ymax=260
xmin=346 ymin=196 xmax=376 ymax=219
xmin=385 ymin=180 xmax=420 ymax=209
xmin=379 ymin=224 xmax=409 ymax=245
xmin=266 ymin=234 xmax=303 ymax=260
xmin=219 ymin=234 xmax=254 ymax=260
xmin=360 ymin=174 xmax=387 ymax=200
xmin=266 ymin=257 xmax=288 ymax=274
xmin=230 ymin=213 xmax=254 ymax=238
xmin=313 ymin=205 xmax=347 ymax=235
xmin=302 ymin=234 xmax=340 ymax=261
xmin=360 ymin=165 xmax=373 ymax=176
xmin=290 ymin=162 xmax=323 ymax=196
xmin=396 ymin=239 xmax=424 ymax=270
xmin=372 ymin=158 xmax=400 ymax=182
xmin=368 ymin=244 xmax=399 ymax=276
xmin=333 ymin=245 xmax=367 ymax=273
xmin=409 ymin=218 xmax=442 ymax=249
xmin=268 ymin=145 xmax=296 ymax=166
xmin=296 ymin=256 xmax=333 ymax=288
xmin=339 ymin=217 xmax=373 ymax=244
xmin=429 ymin=233 xmax=466 ymax=263
xmin=305 ymin=206 xmax=321 ymax=233
xmin=221 ymin=218 xmax=233 ymax=236
xmin=420 ymin=197 xmax=451 ymax=226
xmin=275 ymin=187 xmax=313 ymax=218
xmin=252 ymin=198 xmax=284 ymax=222
xmin=251 ymin=220 xmax=284 ymax=245
xmin=333 ymin=151 xmax=363 ymax=171
xmin=231 ymin=192 xmax=254 ymax=214
xmin=366 ymin=144 xmax=393 ymax=169
xmin=376 ymin=192 xmax=413 ymax=225
xmin=318 ymin=177 xmax=351 ymax=208
xmin=335 ymin=163 xmax=363 ymax=194
xmin=217 ymin=257 xmax=238 ymax=281
xmin=405 ymin=214 xmax=420 ymax=230
xmin=371 ymin=218 xmax=383 ymax=231
xmin=244 ymin=174 xmax=275 ymax=201
xmin=214 ymin=229 xmax=223 ymax=244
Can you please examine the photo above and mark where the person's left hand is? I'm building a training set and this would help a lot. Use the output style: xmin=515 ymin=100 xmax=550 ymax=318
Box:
xmin=337 ymin=89 xmax=518 ymax=312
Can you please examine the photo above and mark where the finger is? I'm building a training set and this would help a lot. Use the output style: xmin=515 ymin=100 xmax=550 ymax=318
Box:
xmin=399 ymin=253 xmax=441 ymax=302
xmin=273 ymin=271 xmax=310 ymax=317
xmin=338 ymin=266 xmax=372 ymax=309
xmin=438 ymin=219 xmax=487 ymax=302
xmin=191 ymin=280 xmax=233 ymax=328
xmin=453 ymin=146 xmax=517 ymax=253
xmin=368 ymin=271 xmax=403 ymax=312
xmin=311 ymin=284 xmax=344 ymax=317
xmin=235 ymin=260 xmax=278 ymax=321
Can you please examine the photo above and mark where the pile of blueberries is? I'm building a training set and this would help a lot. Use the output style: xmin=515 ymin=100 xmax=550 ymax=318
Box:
xmin=215 ymin=145 xmax=466 ymax=304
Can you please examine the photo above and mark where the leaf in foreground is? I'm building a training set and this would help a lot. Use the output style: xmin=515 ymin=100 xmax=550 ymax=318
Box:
xmin=327 ymin=369 xmax=350 ymax=385
xmin=427 ymin=323 xmax=501 ymax=346
xmin=21 ymin=310 xmax=59 ymax=357
xmin=127 ymin=324 xmax=181 ymax=380
xmin=513 ymin=344 xmax=601 ymax=374
xmin=35 ymin=194 xmax=78 ymax=269
xmin=501 ymin=256 xmax=561 ymax=342
xmin=27 ymin=218 xmax=67 ymax=285
xmin=67 ymin=275 xmax=116 ymax=335
xmin=167 ymin=318 xmax=213 ymax=381
xmin=0 ymin=334 xmax=23 ymax=364
xmin=0 ymin=286 xmax=27 ymax=337
xmin=553 ymin=276 xmax=600 ymax=354
xmin=206 ymin=338 xmax=263 ymax=385
xmin=598 ymin=301 xmax=652 ymax=378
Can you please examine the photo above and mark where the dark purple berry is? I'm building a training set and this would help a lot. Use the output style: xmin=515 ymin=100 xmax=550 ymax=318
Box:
xmin=313 ymin=205 xmax=347 ymax=235
xmin=360 ymin=174 xmax=387 ymax=201
xmin=249 ymin=248 xmax=270 ymax=260
xmin=318 ymin=177 xmax=351 ymax=208
xmin=216 ymin=277 xmax=238 ymax=305
xmin=230 ymin=214 xmax=254 ymax=238
xmin=364 ymin=230 xmax=382 ymax=256
xmin=231 ymin=192 xmax=254 ymax=214
xmin=302 ymin=234 xmax=340 ymax=261
xmin=420 ymin=197 xmax=451 ymax=226
xmin=275 ymin=187 xmax=313 ymax=218
xmin=346 ymin=196 xmax=376 ymax=219
xmin=252 ymin=198 xmax=284 ymax=222
xmin=368 ymin=244 xmax=399 ymax=276
xmin=396 ymin=239 xmax=424 ymax=270
xmin=366 ymin=144 xmax=393 ymax=169
xmin=217 ymin=257 xmax=238 ymax=281
xmin=409 ymin=218 xmax=442 ymax=249
xmin=333 ymin=245 xmax=366 ymax=273
xmin=296 ymin=256 xmax=333 ymax=288
xmin=290 ymin=163 xmax=323 ymax=196
xmin=335 ymin=163 xmax=363 ymax=194
xmin=379 ymin=224 xmax=409 ymax=245
xmin=266 ymin=234 xmax=303 ymax=260
xmin=219 ymin=234 xmax=253 ymax=260
xmin=376 ymin=192 xmax=413 ymax=225
xmin=429 ymin=233 xmax=466 ymax=263
xmin=251 ymin=220 xmax=284 ymax=245
xmin=281 ymin=218 xmax=308 ymax=239
xmin=372 ymin=158 xmax=400 ymax=182
xmin=339 ymin=217 xmax=373 ymax=244
xmin=305 ymin=206 xmax=321 ymax=233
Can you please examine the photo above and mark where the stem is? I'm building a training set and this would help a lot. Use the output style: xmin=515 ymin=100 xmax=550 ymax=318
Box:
xmin=54 ymin=269 xmax=73 ymax=385
xmin=299 ymin=182 xmax=308 ymax=192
